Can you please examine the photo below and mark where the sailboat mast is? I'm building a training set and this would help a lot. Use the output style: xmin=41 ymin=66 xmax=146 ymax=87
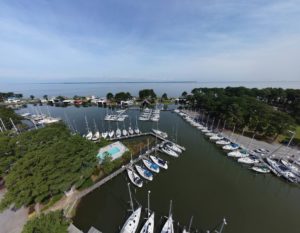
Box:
xmin=0 ymin=118 xmax=7 ymax=131
xmin=168 ymin=200 xmax=172 ymax=217
xmin=10 ymin=118 xmax=19 ymax=134
xmin=222 ymin=120 xmax=226 ymax=132
xmin=147 ymin=190 xmax=151 ymax=218
xmin=127 ymin=183 xmax=134 ymax=212
xmin=188 ymin=216 xmax=194 ymax=232
xmin=216 ymin=218 xmax=227 ymax=233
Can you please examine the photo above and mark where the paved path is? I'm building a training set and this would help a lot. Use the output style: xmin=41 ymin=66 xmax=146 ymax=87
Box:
xmin=0 ymin=190 xmax=28 ymax=233
xmin=182 ymin=110 xmax=300 ymax=160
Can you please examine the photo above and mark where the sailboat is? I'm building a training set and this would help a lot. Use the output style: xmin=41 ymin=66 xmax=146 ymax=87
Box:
xmin=128 ymin=118 xmax=134 ymax=135
xmin=161 ymin=200 xmax=174 ymax=233
xmin=135 ymin=165 xmax=153 ymax=181
xmin=182 ymin=216 xmax=193 ymax=233
xmin=123 ymin=121 xmax=128 ymax=136
xmin=120 ymin=183 xmax=142 ymax=233
xmin=134 ymin=117 xmax=140 ymax=134
xmin=127 ymin=167 xmax=143 ymax=188
xmin=101 ymin=120 xmax=108 ymax=139
xmin=91 ymin=119 xmax=100 ymax=141
xmin=140 ymin=191 xmax=155 ymax=233
xmin=150 ymin=155 xmax=168 ymax=169
xmin=143 ymin=159 xmax=160 ymax=173
xmin=116 ymin=122 xmax=122 ymax=138
xmin=84 ymin=116 xmax=93 ymax=140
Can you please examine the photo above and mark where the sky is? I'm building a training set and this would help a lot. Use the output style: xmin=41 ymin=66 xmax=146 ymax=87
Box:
xmin=0 ymin=0 xmax=300 ymax=83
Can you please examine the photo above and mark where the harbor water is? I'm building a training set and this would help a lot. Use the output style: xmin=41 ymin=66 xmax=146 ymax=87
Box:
xmin=18 ymin=105 xmax=300 ymax=233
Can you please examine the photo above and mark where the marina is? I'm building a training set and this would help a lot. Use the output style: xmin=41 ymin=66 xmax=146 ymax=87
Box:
xmin=14 ymin=104 xmax=300 ymax=233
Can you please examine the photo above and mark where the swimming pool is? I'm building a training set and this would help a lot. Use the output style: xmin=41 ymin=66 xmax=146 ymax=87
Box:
xmin=97 ymin=146 xmax=121 ymax=160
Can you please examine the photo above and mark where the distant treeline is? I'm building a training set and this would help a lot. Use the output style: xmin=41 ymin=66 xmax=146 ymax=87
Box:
xmin=187 ymin=87 xmax=300 ymax=138
xmin=0 ymin=92 xmax=23 ymax=101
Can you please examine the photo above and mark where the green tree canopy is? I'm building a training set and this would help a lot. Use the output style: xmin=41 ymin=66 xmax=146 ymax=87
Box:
xmin=106 ymin=92 xmax=114 ymax=100
xmin=22 ymin=211 xmax=69 ymax=233
xmin=0 ymin=123 xmax=98 ymax=210
xmin=139 ymin=89 xmax=156 ymax=100
xmin=0 ymin=107 xmax=22 ymax=130
xmin=114 ymin=92 xmax=132 ymax=102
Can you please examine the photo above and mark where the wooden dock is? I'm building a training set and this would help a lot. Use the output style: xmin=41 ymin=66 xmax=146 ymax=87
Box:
xmin=108 ymin=131 xmax=186 ymax=151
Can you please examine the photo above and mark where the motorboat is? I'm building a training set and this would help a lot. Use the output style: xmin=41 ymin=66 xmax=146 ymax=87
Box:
xmin=210 ymin=134 xmax=224 ymax=141
xmin=161 ymin=147 xmax=179 ymax=158
xmin=164 ymin=142 xmax=182 ymax=154
xmin=222 ymin=143 xmax=239 ymax=151
xmin=281 ymin=159 xmax=300 ymax=175
xmin=251 ymin=165 xmax=271 ymax=173
xmin=205 ymin=132 xmax=215 ymax=137
xmin=216 ymin=139 xmax=231 ymax=145
xmin=227 ymin=149 xmax=249 ymax=158
xmin=127 ymin=168 xmax=143 ymax=188
xmin=143 ymin=159 xmax=160 ymax=173
xmin=266 ymin=158 xmax=297 ymax=182
xmin=238 ymin=155 xmax=260 ymax=164
xmin=135 ymin=165 xmax=153 ymax=181
xmin=152 ymin=129 xmax=168 ymax=138
xmin=150 ymin=156 xmax=168 ymax=169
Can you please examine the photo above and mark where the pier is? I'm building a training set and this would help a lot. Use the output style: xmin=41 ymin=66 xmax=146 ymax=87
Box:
xmin=64 ymin=133 xmax=185 ymax=217
xmin=108 ymin=131 xmax=186 ymax=151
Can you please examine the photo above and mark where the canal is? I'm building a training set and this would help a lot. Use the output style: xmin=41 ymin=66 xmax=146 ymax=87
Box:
xmin=18 ymin=105 xmax=300 ymax=233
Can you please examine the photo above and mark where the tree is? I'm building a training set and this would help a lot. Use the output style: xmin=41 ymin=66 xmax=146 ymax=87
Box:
xmin=139 ymin=89 xmax=156 ymax=100
xmin=181 ymin=91 xmax=187 ymax=97
xmin=30 ymin=95 xmax=35 ymax=100
xmin=162 ymin=93 xmax=168 ymax=100
xmin=22 ymin=211 xmax=69 ymax=233
xmin=106 ymin=92 xmax=114 ymax=100
xmin=0 ymin=107 xmax=23 ymax=130
xmin=114 ymin=92 xmax=132 ymax=102
xmin=0 ymin=123 xmax=98 ymax=210
xmin=43 ymin=95 xmax=48 ymax=100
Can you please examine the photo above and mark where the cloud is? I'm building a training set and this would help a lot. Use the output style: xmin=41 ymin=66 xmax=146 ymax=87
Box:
xmin=0 ymin=0 xmax=299 ymax=82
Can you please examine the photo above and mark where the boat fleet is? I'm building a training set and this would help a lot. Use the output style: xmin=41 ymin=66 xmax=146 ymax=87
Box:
xmin=139 ymin=108 xmax=161 ymax=122
xmin=175 ymin=109 xmax=300 ymax=184
xmin=104 ymin=109 xmax=128 ymax=121
xmin=126 ymin=140 xmax=182 ymax=188
xmin=83 ymin=116 xmax=141 ymax=141
xmin=120 ymin=184 xmax=227 ymax=233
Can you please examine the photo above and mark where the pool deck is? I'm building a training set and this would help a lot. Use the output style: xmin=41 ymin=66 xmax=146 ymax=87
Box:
xmin=97 ymin=141 xmax=128 ymax=161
